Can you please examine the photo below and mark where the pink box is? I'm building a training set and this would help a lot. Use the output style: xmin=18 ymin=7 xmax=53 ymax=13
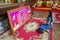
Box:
xmin=7 ymin=6 xmax=31 ymax=33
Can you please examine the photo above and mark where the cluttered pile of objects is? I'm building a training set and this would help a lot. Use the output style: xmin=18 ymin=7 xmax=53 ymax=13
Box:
xmin=33 ymin=0 xmax=58 ymax=8
xmin=32 ymin=0 xmax=60 ymax=11
xmin=0 ymin=2 xmax=60 ymax=40
xmin=2 ymin=0 xmax=60 ymax=39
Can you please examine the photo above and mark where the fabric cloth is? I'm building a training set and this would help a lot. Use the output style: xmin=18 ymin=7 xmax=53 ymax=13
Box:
xmin=40 ymin=17 xmax=52 ymax=31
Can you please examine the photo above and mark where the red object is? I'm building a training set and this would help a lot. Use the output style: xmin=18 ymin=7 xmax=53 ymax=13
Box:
xmin=50 ymin=28 xmax=53 ymax=40
xmin=7 ymin=6 xmax=31 ymax=33
xmin=15 ymin=19 xmax=53 ymax=40
xmin=52 ymin=12 xmax=60 ymax=23
xmin=32 ymin=6 xmax=51 ymax=12
xmin=32 ymin=7 xmax=60 ymax=12
xmin=56 ymin=14 xmax=60 ymax=21
xmin=16 ymin=19 xmax=42 ymax=40
xmin=57 ymin=5 xmax=60 ymax=8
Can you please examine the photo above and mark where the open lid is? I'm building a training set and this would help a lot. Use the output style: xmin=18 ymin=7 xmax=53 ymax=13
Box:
xmin=7 ymin=5 xmax=31 ymax=33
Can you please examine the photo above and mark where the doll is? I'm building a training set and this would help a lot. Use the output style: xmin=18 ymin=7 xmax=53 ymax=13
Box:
xmin=37 ymin=10 xmax=53 ymax=38
xmin=52 ymin=0 xmax=58 ymax=8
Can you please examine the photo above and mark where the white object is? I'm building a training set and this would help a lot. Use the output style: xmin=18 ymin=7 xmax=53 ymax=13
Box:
xmin=24 ymin=22 xmax=38 ymax=32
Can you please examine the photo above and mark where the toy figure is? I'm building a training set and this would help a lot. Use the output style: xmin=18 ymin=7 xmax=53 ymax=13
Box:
xmin=52 ymin=3 xmax=58 ymax=8
xmin=49 ymin=0 xmax=53 ymax=7
xmin=37 ymin=10 xmax=53 ymax=38
xmin=52 ymin=0 xmax=58 ymax=8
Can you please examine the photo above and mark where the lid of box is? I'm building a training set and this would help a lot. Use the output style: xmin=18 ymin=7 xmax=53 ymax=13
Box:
xmin=7 ymin=5 xmax=31 ymax=33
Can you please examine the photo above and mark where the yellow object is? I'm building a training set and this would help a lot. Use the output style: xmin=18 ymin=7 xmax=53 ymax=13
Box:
xmin=39 ymin=1 xmax=42 ymax=6
xmin=35 ymin=7 xmax=52 ymax=10
xmin=37 ymin=1 xmax=42 ymax=6
xmin=46 ymin=1 xmax=50 ymax=6
xmin=46 ymin=1 xmax=53 ymax=6
xmin=37 ymin=1 xmax=53 ymax=6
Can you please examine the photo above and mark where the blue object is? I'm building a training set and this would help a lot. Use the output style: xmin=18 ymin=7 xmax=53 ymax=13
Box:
xmin=47 ymin=17 xmax=52 ymax=22
xmin=40 ymin=17 xmax=52 ymax=30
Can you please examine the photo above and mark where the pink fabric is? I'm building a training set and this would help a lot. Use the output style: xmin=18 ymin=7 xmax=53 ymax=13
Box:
xmin=16 ymin=19 xmax=43 ymax=40
xmin=9 ymin=6 xmax=31 ymax=29
xmin=15 ymin=19 xmax=53 ymax=40
xmin=56 ymin=14 xmax=60 ymax=21
xmin=50 ymin=28 xmax=53 ymax=40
